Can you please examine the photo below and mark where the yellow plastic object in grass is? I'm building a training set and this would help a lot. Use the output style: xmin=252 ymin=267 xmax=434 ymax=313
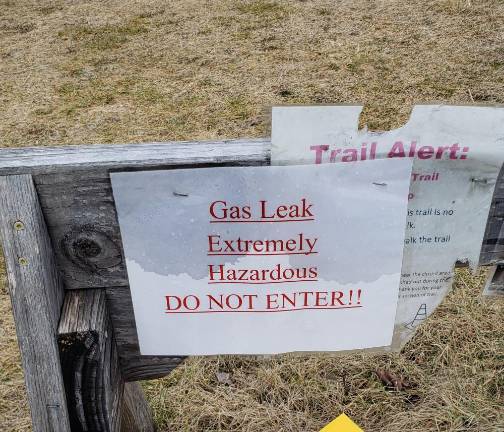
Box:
xmin=320 ymin=413 xmax=363 ymax=432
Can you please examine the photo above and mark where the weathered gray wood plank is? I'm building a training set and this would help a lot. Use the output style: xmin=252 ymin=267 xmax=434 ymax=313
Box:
xmin=483 ymin=264 xmax=504 ymax=296
xmin=480 ymin=164 xmax=504 ymax=264
xmin=36 ymin=171 xmax=126 ymax=289
xmin=0 ymin=175 xmax=71 ymax=432
xmin=59 ymin=289 xmax=132 ymax=431
xmin=106 ymin=286 xmax=184 ymax=382
xmin=0 ymin=138 xmax=269 ymax=175
xmin=121 ymin=382 xmax=155 ymax=432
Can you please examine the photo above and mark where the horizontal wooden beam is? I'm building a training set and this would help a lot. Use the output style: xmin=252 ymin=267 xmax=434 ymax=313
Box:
xmin=0 ymin=138 xmax=270 ymax=175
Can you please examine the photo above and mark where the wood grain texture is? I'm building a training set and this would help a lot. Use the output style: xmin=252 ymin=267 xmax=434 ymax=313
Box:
xmin=58 ymin=289 xmax=127 ymax=431
xmin=106 ymin=286 xmax=185 ymax=382
xmin=36 ymin=171 xmax=126 ymax=289
xmin=0 ymin=138 xmax=269 ymax=175
xmin=0 ymin=175 xmax=71 ymax=432
xmin=121 ymin=382 xmax=156 ymax=432
xmin=483 ymin=264 xmax=504 ymax=296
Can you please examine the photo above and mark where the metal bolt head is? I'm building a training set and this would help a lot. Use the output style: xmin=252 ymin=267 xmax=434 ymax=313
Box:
xmin=14 ymin=221 xmax=25 ymax=231
xmin=18 ymin=257 xmax=28 ymax=266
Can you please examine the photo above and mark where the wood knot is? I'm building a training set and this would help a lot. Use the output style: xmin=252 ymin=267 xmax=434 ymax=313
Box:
xmin=61 ymin=225 xmax=123 ymax=274
xmin=73 ymin=238 xmax=102 ymax=258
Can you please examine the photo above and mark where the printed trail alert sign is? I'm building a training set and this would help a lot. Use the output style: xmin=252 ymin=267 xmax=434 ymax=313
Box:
xmin=271 ymin=104 xmax=504 ymax=347
xmin=111 ymin=161 xmax=411 ymax=355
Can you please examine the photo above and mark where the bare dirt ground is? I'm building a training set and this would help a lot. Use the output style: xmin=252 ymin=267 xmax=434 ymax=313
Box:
xmin=1 ymin=0 xmax=503 ymax=430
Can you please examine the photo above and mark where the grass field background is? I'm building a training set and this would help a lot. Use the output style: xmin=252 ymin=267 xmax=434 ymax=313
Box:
xmin=1 ymin=0 xmax=503 ymax=430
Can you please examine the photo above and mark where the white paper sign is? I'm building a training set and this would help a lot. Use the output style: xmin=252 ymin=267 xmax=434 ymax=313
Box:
xmin=111 ymin=161 xmax=411 ymax=355
xmin=271 ymin=105 xmax=504 ymax=347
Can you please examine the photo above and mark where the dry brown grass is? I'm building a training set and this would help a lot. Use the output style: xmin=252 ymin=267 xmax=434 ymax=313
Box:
xmin=0 ymin=254 xmax=31 ymax=432
xmin=143 ymin=268 xmax=504 ymax=431
xmin=1 ymin=0 xmax=504 ymax=430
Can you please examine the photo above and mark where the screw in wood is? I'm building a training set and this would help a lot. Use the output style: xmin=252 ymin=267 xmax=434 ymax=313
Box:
xmin=13 ymin=221 xmax=25 ymax=231
xmin=18 ymin=257 xmax=29 ymax=266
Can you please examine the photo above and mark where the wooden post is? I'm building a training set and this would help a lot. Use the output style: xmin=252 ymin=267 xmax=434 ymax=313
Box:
xmin=0 ymin=175 xmax=71 ymax=431
xmin=121 ymin=383 xmax=156 ymax=432
xmin=58 ymin=289 xmax=155 ymax=431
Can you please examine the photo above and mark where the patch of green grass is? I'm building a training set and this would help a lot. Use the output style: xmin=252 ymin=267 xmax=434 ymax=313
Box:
xmin=317 ymin=7 xmax=332 ymax=16
xmin=346 ymin=53 xmax=369 ymax=74
xmin=57 ymin=81 xmax=116 ymax=112
xmin=327 ymin=62 xmax=340 ymax=71
xmin=0 ymin=22 xmax=35 ymax=34
xmin=33 ymin=107 xmax=54 ymax=116
xmin=236 ymin=0 xmax=289 ymax=19
xmin=137 ymin=8 xmax=165 ymax=19
xmin=132 ymin=85 xmax=165 ymax=103
xmin=57 ymin=18 xmax=148 ymax=50
xmin=421 ymin=77 xmax=457 ymax=97
xmin=213 ymin=15 xmax=236 ymax=28
xmin=227 ymin=96 xmax=254 ymax=121
xmin=38 ymin=5 xmax=62 ymax=15
xmin=489 ymin=60 xmax=504 ymax=70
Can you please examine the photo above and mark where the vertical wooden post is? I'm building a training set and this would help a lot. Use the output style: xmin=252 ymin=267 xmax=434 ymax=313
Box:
xmin=121 ymin=382 xmax=156 ymax=432
xmin=58 ymin=289 xmax=124 ymax=431
xmin=483 ymin=264 xmax=504 ymax=296
xmin=0 ymin=175 xmax=71 ymax=431
xmin=58 ymin=289 xmax=156 ymax=432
